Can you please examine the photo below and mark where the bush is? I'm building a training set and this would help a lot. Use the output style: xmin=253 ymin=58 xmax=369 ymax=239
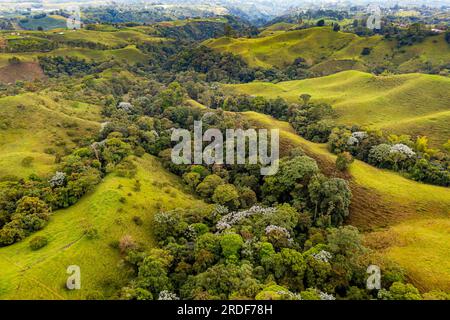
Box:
xmin=335 ymin=152 xmax=354 ymax=171
xmin=212 ymin=184 xmax=240 ymax=210
xmin=21 ymin=156 xmax=34 ymax=167
xmin=133 ymin=216 xmax=143 ymax=226
xmin=84 ymin=226 xmax=99 ymax=239
xmin=361 ymin=47 xmax=372 ymax=55
xmin=119 ymin=235 xmax=137 ymax=253
xmin=29 ymin=236 xmax=48 ymax=250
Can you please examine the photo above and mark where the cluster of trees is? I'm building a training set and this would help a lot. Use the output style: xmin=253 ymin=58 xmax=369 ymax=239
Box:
xmin=209 ymin=91 xmax=449 ymax=187
xmin=116 ymin=202 xmax=435 ymax=300
xmin=154 ymin=19 xmax=257 ymax=41
xmin=38 ymin=56 xmax=101 ymax=77
xmin=329 ymin=129 xmax=450 ymax=186
xmin=2 ymin=37 xmax=57 ymax=53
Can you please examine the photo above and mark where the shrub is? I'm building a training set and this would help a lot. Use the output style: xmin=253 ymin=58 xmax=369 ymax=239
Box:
xmin=133 ymin=216 xmax=143 ymax=226
xmin=21 ymin=156 xmax=34 ymax=167
xmin=212 ymin=184 xmax=240 ymax=210
xmin=361 ymin=47 xmax=372 ymax=55
xmin=84 ymin=226 xmax=99 ymax=239
xmin=119 ymin=235 xmax=137 ymax=253
xmin=29 ymin=236 xmax=48 ymax=250
xmin=335 ymin=152 xmax=354 ymax=171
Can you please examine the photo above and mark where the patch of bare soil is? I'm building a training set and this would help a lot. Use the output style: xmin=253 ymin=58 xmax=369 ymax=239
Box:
xmin=0 ymin=62 xmax=46 ymax=84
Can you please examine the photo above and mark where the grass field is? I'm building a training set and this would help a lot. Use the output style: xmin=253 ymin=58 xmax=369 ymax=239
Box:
xmin=0 ymin=45 xmax=151 ymax=70
xmin=0 ymin=93 xmax=101 ymax=179
xmin=205 ymin=27 xmax=450 ymax=74
xmin=0 ymin=155 xmax=207 ymax=299
xmin=205 ymin=27 xmax=359 ymax=69
xmin=243 ymin=111 xmax=450 ymax=292
xmin=46 ymin=29 xmax=167 ymax=48
xmin=19 ymin=15 xmax=67 ymax=31
xmin=225 ymin=70 xmax=450 ymax=148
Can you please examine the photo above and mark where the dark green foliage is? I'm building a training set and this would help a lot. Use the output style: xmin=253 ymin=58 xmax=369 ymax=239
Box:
xmin=29 ymin=235 xmax=48 ymax=250
xmin=336 ymin=152 xmax=353 ymax=171
xmin=38 ymin=56 xmax=100 ymax=77
xmin=361 ymin=47 xmax=372 ymax=55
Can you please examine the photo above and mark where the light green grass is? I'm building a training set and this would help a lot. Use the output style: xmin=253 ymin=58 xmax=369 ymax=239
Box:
xmin=206 ymin=27 xmax=450 ymax=74
xmin=19 ymin=15 xmax=67 ymax=31
xmin=225 ymin=71 xmax=450 ymax=147
xmin=0 ymin=93 xmax=101 ymax=179
xmin=368 ymin=218 xmax=450 ymax=292
xmin=48 ymin=45 xmax=150 ymax=64
xmin=0 ymin=155 xmax=207 ymax=299
xmin=47 ymin=29 xmax=166 ymax=48
xmin=205 ymin=27 xmax=358 ymax=69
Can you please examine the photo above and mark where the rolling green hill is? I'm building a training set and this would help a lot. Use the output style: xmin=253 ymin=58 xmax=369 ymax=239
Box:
xmin=243 ymin=111 xmax=450 ymax=292
xmin=19 ymin=15 xmax=67 ymax=31
xmin=205 ymin=27 xmax=450 ymax=75
xmin=224 ymin=70 xmax=450 ymax=148
xmin=0 ymin=93 xmax=101 ymax=180
xmin=0 ymin=155 xmax=207 ymax=299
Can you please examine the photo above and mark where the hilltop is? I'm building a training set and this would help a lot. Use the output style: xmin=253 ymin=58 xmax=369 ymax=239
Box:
xmin=224 ymin=70 xmax=450 ymax=148
xmin=205 ymin=27 xmax=450 ymax=75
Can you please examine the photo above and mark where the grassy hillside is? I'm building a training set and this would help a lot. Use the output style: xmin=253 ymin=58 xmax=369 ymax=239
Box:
xmin=19 ymin=15 xmax=67 ymax=31
xmin=205 ymin=27 xmax=450 ymax=75
xmin=224 ymin=71 xmax=450 ymax=147
xmin=243 ymin=111 xmax=450 ymax=292
xmin=0 ymin=155 xmax=207 ymax=299
xmin=0 ymin=93 xmax=101 ymax=179
xmin=205 ymin=27 xmax=358 ymax=69
xmin=45 ymin=29 xmax=167 ymax=48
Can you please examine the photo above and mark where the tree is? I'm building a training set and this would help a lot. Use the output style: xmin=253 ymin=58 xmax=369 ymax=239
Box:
xmin=196 ymin=174 xmax=224 ymax=199
xmin=368 ymin=144 xmax=392 ymax=168
xmin=361 ymin=47 xmax=372 ymax=55
xmin=336 ymin=152 xmax=354 ymax=171
xmin=8 ymin=56 xmax=21 ymax=65
xmin=266 ymin=248 xmax=306 ymax=291
xmin=220 ymin=233 xmax=244 ymax=260
xmin=136 ymin=249 xmax=173 ymax=297
xmin=238 ymin=187 xmax=257 ymax=209
xmin=12 ymin=196 xmax=50 ymax=232
xmin=378 ymin=282 xmax=422 ymax=300
xmin=308 ymin=175 xmax=352 ymax=226
xmin=262 ymin=156 xmax=319 ymax=204
xmin=183 ymin=172 xmax=201 ymax=191
xmin=299 ymin=94 xmax=311 ymax=106
xmin=317 ymin=19 xmax=325 ymax=27
xmin=212 ymin=184 xmax=240 ymax=209
xmin=333 ymin=23 xmax=341 ymax=32
xmin=21 ymin=156 xmax=34 ymax=168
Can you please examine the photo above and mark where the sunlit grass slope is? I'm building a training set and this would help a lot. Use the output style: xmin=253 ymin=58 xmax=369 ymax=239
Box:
xmin=0 ymin=155 xmax=207 ymax=299
xmin=243 ymin=111 xmax=450 ymax=292
xmin=225 ymin=71 xmax=450 ymax=147
xmin=0 ymin=93 xmax=101 ymax=179
xmin=206 ymin=27 xmax=450 ymax=74
xmin=205 ymin=27 xmax=358 ymax=69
